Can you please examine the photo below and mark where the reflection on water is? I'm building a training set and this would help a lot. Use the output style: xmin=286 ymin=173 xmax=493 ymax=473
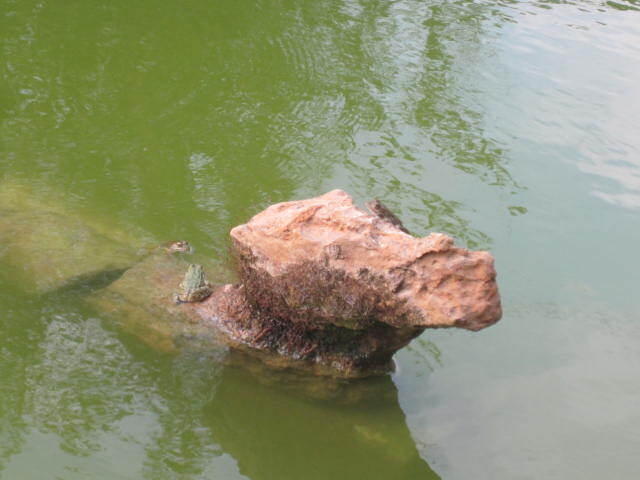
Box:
xmin=0 ymin=0 xmax=518 ymax=249
xmin=486 ymin=0 xmax=640 ymax=211
xmin=395 ymin=301 xmax=640 ymax=479
xmin=0 ymin=291 xmax=37 ymax=472
xmin=0 ymin=290 xmax=439 ymax=479
xmin=24 ymin=317 xmax=150 ymax=456
xmin=202 ymin=369 xmax=438 ymax=480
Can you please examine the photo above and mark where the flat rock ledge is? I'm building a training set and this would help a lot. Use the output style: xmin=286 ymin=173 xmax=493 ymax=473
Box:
xmin=191 ymin=189 xmax=502 ymax=377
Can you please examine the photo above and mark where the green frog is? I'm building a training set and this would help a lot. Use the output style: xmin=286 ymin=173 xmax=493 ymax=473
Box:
xmin=172 ymin=263 xmax=213 ymax=304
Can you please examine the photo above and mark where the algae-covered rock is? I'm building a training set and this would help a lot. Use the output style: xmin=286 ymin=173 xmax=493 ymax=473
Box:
xmin=0 ymin=180 xmax=151 ymax=294
xmin=194 ymin=283 xmax=421 ymax=377
xmin=88 ymin=252 xmax=231 ymax=354
xmin=88 ymin=250 xmax=397 ymax=379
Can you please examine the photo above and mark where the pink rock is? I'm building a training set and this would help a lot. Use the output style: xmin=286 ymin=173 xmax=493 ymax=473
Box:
xmin=230 ymin=189 xmax=501 ymax=332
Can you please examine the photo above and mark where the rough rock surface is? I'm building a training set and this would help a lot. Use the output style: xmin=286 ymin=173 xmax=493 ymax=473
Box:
xmin=195 ymin=283 xmax=422 ymax=377
xmin=230 ymin=189 xmax=502 ymax=333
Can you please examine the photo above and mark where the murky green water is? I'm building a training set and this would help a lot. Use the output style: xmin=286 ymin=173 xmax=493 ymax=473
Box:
xmin=2 ymin=0 xmax=640 ymax=478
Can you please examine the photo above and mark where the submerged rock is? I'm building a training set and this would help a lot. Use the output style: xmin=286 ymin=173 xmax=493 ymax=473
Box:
xmin=88 ymin=251 xmax=230 ymax=354
xmin=0 ymin=180 xmax=150 ymax=294
xmin=89 ymin=251 xmax=390 ymax=387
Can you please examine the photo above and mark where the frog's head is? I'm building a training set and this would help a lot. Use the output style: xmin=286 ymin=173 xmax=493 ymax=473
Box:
xmin=186 ymin=263 xmax=205 ymax=279
xmin=166 ymin=240 xmax=192 ymax=253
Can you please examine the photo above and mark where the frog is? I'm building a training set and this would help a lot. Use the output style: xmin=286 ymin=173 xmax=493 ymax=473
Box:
xmin=139 ymin=240 xmax=193 ymax=257
xmin=365 ymin=199 xmax=410 ymax=234
xmin=172 ymin=263 xmax=213 ymax=304
xmin=163 ymin=240 xmax=192 ymax=254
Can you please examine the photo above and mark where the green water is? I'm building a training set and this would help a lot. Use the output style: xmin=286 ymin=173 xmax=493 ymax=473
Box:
xmin=2 ymin=0 xmax=640 ymax=478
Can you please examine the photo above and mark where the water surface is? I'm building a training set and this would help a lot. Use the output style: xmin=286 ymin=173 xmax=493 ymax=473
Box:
xmin=2 ymin=0 xmax=640 ymax=478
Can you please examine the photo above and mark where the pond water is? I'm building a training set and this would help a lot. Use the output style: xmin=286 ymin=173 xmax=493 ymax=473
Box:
xmin=2 ymin=0 xmax=640 ymax=478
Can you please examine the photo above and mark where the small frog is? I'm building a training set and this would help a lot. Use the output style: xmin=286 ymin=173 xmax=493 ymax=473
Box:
xmin=366 ymin=199 xmax=410 ymax=234
xmin=163 ymin=240 xmax=192 ymax=254
xmin=172 ymin=263 xmax=213 ymax=304
xmin=140 ymin=240 xmax=193 ymax=257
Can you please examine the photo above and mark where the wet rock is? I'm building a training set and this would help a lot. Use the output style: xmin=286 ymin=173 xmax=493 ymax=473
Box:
xmin=88 ymin=252 xmax=231 ymax=354
xmin=194 ymin=283 xmax=421 ymax=377
xmin=0 ymin=180 xmax=150 ymax=294
xmin=89 ymin=252 xmax=385 ymax=383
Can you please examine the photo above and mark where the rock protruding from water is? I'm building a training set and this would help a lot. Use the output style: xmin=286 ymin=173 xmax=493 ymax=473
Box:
xmin=231 ymin=189 xmax=501 ymax=332
xmin=168 ymin=189 xmax=504 ymax=377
